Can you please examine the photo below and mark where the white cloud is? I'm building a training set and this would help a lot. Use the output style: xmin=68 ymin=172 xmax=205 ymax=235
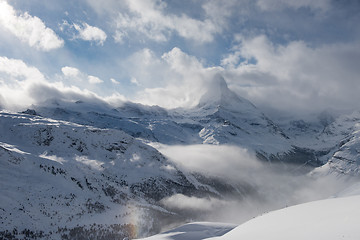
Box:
xmin=120 ymin=38 xmax=360 ymax=113
xmin=110 ymin=78 xmax=120 ymax=84
xmin=159 ymin=144 xmax=261 ymax=181
xmin=113 ymin=30 xmax=127 ymax=44
xmin=113 ymin=0 xmax=221 ymax=43
xmin=161 ymin=194 xmax=226 ymax=212
xmin=103 ymin=92 xmax=127 ymax=105
xmin=123 ymin=48 xmax=168 ymax=88
xmin=0 ymin=57 xmax=120 ymax=110
xmin=125 ymin=47 xmax=223 ymax=108
xmin=221 ymin=35 xmax=360 ymax=114
xmin=0 ymin=0 xmax=64 ymax=51
xmin=0 ymin=56 xmax=46 ymax=109
xmin=88 ymin=75 xmax=103 ymax=84
xmin=0 ymin=56 xmax=45 ymax=81
xmin=130 ymin=77 xmax=140 ymax=86
xmin=61 ymin=66 xmax=81 ymax=78
xmin=155 ymin=143 xmax=353 ymax=223
xmin=202 ymin=0 xmax=240 ymax=28
xmin=73 ymin=22 xmax=107 ymax=45
xmin=61 ymin=66 xmax=104 ymax=85
xmin=123 ymin=37 xmax=360 ymax=114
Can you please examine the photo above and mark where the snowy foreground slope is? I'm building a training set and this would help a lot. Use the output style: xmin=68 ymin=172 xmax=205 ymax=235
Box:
xmin=138 ymin=193 xmax=360 ymax=240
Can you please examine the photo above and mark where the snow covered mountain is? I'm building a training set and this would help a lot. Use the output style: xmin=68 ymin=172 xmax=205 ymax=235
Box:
xmin=311 ymin=111 xmax=360 ymax=177
xmin=27 ymin=75 xmax=321 ymax=168
xmin=1 ymin=74 xmax=360 ymax=239
xmin=0 ymin=111 xmax=252 ymax=239
xmin=182 ymin=74 xmax=291 ymax=153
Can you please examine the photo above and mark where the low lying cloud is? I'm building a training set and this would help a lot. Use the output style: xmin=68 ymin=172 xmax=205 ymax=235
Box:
xmin=159 ymin=144 xmax=261 ymax=182
xmin=0 ymin=0 xmax=64 ymax=51
xmin=161 ymin=194 xmax=226 ymax=212
xmin=156 ymin=144 xmax=353 ymax=224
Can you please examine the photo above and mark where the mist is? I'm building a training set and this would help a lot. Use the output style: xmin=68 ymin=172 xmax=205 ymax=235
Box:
xmin=156 ymin=144 xmax=352 ymax=224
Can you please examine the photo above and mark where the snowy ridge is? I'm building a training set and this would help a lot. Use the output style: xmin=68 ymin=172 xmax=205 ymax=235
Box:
xmin=32 ymin=75 xmax=297 ymax=161
xmin=313 ymin=119 xmax=360 ymax=177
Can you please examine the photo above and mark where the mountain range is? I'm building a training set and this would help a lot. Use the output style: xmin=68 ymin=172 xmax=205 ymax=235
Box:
xmin=1 ymin=74 xmax=359 ymax=239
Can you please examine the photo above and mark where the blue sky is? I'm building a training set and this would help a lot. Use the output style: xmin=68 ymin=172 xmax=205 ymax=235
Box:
xmin=0 ymin=0 xmax=359 ymax=115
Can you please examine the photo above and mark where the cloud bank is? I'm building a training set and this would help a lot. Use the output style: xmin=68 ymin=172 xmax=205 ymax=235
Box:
xmin=120 ymin=37 xmax=360 ymax=114
xmin=0 ymin=57 xmax=123 ymax=111
xmin=157 ymin=144 xmax=353 ymax=223
xmin=222 ymin=35 xmax=360 ymax=114
xmin=159 ymin=144 xmax=261 ymax=181
xmin=161 ymin=194 xmax=226 ymax=213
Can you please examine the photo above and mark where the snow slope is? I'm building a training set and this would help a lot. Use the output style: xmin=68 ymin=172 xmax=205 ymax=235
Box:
xmin=218 ymin=194 xmax=360 ymax=240
xmin=1 ymin=110 xmax=263 ymax=239
xmin=0 ymin=111 xmax=226 ymax=239
xmin=137 ymin=192 xmax=360 ymax=240
xmin=137 ymin=222 xmax=236 ymax=240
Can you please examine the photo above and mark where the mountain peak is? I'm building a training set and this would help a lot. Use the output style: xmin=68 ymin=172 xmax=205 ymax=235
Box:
xmin=197 ymin=74 xmax=250 ymax=110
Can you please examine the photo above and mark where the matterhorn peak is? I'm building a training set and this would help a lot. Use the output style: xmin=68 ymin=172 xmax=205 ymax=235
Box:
xmin=197 ymin=73 xmax=249 ymax=110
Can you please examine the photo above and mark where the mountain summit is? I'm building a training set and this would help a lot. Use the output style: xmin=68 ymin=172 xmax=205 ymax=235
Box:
xmin=197 ymin=74 xmax=253 ymax=112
